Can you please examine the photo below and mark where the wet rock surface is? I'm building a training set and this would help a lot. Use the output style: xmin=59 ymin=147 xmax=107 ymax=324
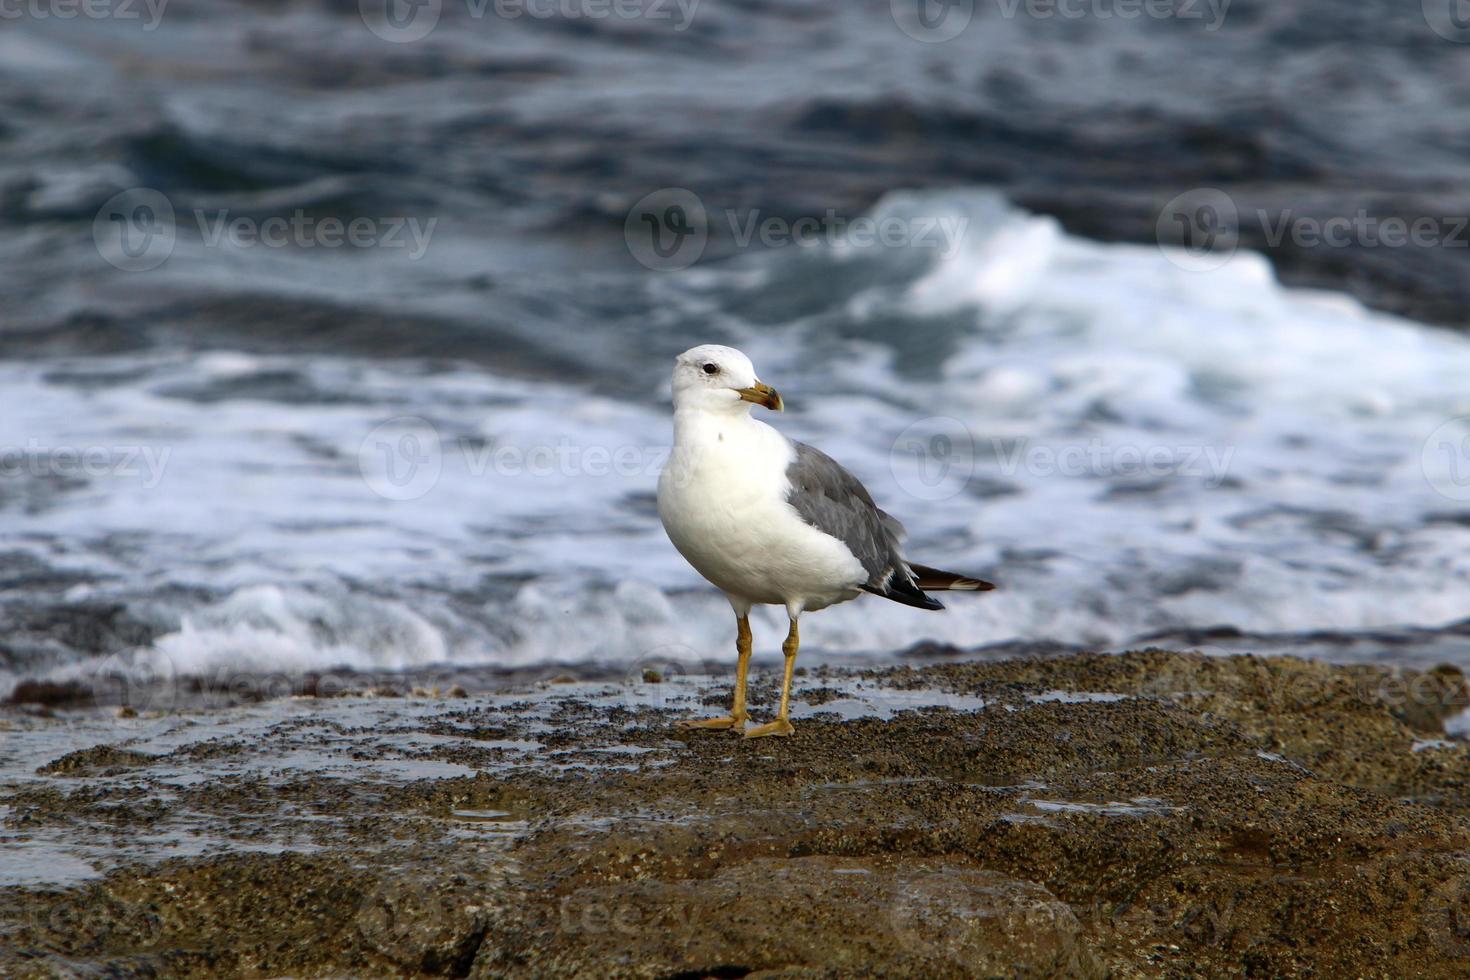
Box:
xmin=4 ymin=649 xmax=1470 ymax=977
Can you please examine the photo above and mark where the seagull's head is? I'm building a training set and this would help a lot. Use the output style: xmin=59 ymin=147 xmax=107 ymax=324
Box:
xmin=671 ymin=345 xmax=783 ymax=414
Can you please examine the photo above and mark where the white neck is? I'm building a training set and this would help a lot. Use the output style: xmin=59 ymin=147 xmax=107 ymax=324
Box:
xmin=672 ymin=403 xmax=756 ymax=441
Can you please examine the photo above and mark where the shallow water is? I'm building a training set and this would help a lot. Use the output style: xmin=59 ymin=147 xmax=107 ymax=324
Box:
xmin=0 ymin=671 xmax=1011 ymax=886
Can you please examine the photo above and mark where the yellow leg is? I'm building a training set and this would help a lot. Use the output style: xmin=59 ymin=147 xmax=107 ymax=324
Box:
xmin=732 ymin=615 xmax=752 ymax=725
xmin=745 ymin=618 xmax=798 ymax=739
xmin=678 ymin=615 xmax=751 ymax=732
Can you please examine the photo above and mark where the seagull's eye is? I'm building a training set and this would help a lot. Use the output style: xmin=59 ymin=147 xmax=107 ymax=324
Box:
xmin=702 ymin=363 xmax=719 ymax=375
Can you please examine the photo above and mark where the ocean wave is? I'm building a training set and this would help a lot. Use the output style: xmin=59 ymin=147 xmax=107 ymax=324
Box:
xmin=5 ymin=189 xmax=1470 ymax=693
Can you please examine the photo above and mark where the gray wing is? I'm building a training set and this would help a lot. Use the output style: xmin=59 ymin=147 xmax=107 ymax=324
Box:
xmin=784 ymin=441 xmax=911 ymax=591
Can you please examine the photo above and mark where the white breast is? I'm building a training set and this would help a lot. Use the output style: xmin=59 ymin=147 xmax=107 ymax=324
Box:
xmin=657 ymin=411 xmax=866 ymax=611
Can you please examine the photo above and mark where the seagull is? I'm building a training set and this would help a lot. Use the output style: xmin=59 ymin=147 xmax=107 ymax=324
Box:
xmin=657 ymin=344 xmax=995 ymax=738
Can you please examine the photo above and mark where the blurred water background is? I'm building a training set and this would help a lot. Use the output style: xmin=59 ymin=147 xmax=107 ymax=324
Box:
xmin=5 ymin=0 xmax=1470 ymax=695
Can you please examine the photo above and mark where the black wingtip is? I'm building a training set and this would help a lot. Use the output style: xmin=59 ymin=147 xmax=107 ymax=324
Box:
xmin=863 ymin=581 xmax=946 ymax=611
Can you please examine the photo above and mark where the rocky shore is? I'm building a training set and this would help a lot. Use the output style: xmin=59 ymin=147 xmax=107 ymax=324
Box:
xmin=5 ymin=648 xmax=1470 ymax=977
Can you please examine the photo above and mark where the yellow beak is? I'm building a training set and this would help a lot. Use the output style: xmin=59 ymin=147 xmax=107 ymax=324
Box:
xmin=736 ymin=382 xmax=783 ymax=412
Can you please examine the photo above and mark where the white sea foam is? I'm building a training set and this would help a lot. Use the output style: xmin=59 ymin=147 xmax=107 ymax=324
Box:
xmin=5 ymin=189 xmax=1470 ymax=691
